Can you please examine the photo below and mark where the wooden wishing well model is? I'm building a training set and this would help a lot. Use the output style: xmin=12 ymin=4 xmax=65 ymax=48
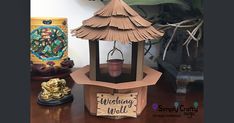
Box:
xmin=70 ymin=0 xmax=164 ymax=118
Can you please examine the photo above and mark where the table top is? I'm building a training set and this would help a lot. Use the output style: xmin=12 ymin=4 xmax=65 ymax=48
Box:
xmin=31 ymin=71 xmax=204 ymax=123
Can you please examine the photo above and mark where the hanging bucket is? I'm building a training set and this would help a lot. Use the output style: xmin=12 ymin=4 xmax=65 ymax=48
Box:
xmin=107 ymin=47 xmax=124 ymax=78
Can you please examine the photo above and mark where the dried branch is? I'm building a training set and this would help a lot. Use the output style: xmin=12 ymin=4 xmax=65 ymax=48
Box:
xmin=159 ymin=18 xmax=203 ymax=60
xmin=183 ymin=20 xmax=203 ymax=56
xmin=162 ymin=25 xmax=179 ymax=60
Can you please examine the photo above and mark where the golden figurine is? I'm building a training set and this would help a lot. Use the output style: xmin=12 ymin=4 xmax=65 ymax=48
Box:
xmin=38 ymin=78 xmax=73 ymax=106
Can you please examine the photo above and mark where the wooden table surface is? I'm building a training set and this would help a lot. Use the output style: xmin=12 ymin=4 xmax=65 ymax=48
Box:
xmin=31 ymin=72 xmax=204 ymax=123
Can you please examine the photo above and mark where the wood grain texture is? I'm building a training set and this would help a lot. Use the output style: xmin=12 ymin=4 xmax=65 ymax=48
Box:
xmin=136 ymin=41 xmax=144 ymax=80
xmin=31 ymin=72 xmax=204 ymax=123
xmin=97 ymin=93 xmax=137 ymax=117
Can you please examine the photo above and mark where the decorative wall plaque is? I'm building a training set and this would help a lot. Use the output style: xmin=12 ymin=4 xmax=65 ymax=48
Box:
xmin=31 ymin=17 xmax=74 ymax=76
xmin=31 ymin=17 xmax=68 ymax=66
xmin=97 ymin=93 xmax=138 ymax=117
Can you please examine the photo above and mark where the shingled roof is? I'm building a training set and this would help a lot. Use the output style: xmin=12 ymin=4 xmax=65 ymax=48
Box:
xmin=71 ymin=0 xmax=164 ymax=43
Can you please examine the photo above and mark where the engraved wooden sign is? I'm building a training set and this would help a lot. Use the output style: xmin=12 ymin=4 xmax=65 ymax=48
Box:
xmin=97 ymin=93 xmax=138 ymax=117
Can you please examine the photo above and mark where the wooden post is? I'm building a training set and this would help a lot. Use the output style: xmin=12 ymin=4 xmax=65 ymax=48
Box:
xmin=131 ymin=42 xmax=137 ymax=80
xmin=136 ymin=41 xmax=144 ymax=80
xmin=131 ymin=41 xmax=144 ymax=80
xmin=89 ymin=40 xmax=100 ymax=80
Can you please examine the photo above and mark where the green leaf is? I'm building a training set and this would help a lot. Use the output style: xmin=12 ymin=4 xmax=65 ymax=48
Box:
xmin=192 ymin=0 xmax=203 ymax=12
xmin=125 ymin=0 xmax=187 ymax=6
xmin=101 ymin=0 xmax=190 ymax=9
xmin=126 ymin=0 xmax=191 ymax=10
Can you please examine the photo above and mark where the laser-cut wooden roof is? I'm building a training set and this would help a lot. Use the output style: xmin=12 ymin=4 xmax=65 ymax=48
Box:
xmin=71 ymin=0 xmax=164 ymax=43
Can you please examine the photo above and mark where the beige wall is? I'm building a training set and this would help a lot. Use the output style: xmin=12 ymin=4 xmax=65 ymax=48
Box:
xmin=31 ymin=0 xmax=160 ymax=68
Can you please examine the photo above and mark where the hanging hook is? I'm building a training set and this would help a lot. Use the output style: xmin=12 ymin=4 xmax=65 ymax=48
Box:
xmin=111 ymin=41 xmax=117 ymax=56
xmin=107 ymin=41 xmax=124 ymax=61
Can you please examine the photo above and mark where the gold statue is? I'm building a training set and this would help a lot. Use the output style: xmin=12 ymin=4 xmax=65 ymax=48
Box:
xmin=40 ymin=78 xmax=71 ymax=101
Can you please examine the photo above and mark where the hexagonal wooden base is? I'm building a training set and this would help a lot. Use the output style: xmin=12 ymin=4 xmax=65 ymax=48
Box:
xmin=70 ymin=64 xmax=162 ymax=116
